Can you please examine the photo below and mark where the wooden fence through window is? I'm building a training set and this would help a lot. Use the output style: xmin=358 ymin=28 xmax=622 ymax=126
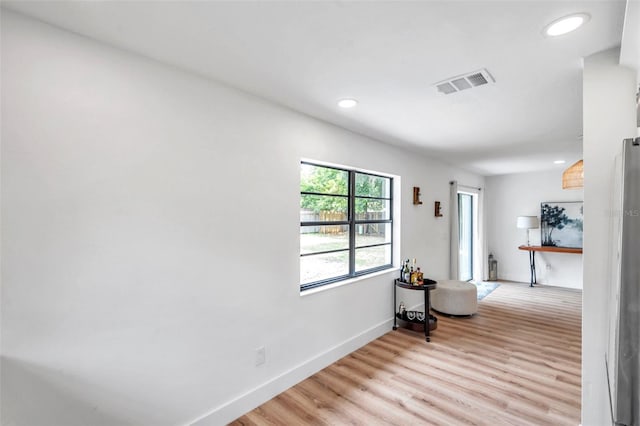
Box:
xmin=301 ymin=210 xmax=386 ymax=235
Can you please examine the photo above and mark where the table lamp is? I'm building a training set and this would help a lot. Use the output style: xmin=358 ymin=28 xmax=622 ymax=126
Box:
xmin=517 ymin=216 xmax=539 ymax=246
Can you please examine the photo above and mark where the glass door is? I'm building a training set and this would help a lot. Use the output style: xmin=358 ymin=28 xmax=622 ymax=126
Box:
xmin=458 ymin=193 xmax=473 ymax=281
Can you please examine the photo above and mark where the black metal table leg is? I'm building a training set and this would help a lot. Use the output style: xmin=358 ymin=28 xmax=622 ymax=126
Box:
xmin=393 ymin=280 xmax=398 ymax=330
xmin=529 ymin=250 xmax=537 ymax=287
xmin=424 ymin=284 xmax=430 ymax=342
xmin=531 ymin=251 xmax=538 ymax=284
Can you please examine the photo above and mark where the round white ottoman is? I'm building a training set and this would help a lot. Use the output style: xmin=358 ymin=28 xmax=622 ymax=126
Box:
xmin=431 ymin=280 xmax=478 ymax=316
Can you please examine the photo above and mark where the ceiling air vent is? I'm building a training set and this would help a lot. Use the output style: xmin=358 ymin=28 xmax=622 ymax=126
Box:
xmin=436 ymin=82 xmax=457 ymax=94
xmin=451 ymin=78 xmax=471 ymax=91
xmin=434 ymin=68 xmax=495 ymax=95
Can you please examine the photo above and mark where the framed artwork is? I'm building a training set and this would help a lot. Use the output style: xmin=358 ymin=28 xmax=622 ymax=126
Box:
xmin=540 ymin=201 xmax=583 ymax=248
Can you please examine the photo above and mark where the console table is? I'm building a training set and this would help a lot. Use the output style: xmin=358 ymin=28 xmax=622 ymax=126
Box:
xmin=518 ymin=245 xmax=583 ymax=287
xmin=393 ymin=279 xmax=437 ymax=342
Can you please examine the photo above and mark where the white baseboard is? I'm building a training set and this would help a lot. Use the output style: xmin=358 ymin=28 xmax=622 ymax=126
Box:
xmin=188 ymin=318 xmax=394 ymax=426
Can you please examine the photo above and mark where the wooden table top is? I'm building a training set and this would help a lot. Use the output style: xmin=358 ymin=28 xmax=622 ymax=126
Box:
xmin=518 ymin=245 xmax=582 ymax=254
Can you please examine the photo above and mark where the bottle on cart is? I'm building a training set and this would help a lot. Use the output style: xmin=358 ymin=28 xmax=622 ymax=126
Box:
xmin=403 ymin=259 xmax=410 ymax=282
xmin=410 ymin=258 xmax=418 ymax=284
xmin=417 ymin=267 xmax=423 ymax=285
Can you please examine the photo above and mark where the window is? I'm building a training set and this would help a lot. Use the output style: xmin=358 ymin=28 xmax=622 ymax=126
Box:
xmin=300 ymin=162 xmax=393 ymax=290
xmin=458 ymin=192 xmax=474 ymax=281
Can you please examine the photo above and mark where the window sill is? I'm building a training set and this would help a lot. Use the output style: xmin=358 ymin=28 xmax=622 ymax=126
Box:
xmin=300 ymin=267 xmax=400 ymax=297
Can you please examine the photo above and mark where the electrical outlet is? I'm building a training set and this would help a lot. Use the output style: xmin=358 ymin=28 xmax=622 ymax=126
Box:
xmin=545 ymin=264 xmax=552 ymax=271
xmin=256 ymin=346 xmax=266 ymax=366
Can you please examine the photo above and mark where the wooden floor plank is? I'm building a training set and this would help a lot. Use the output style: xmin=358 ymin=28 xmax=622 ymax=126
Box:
xmin=230 ymin=282 xmax=582 ymax=425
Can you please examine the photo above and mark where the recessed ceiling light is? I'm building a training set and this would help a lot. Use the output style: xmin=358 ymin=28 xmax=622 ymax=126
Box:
xmin=544 ymin=13 xmax=590 ymax=37
xmin=554 ymin=160 xmax=566 ymax=164
xmin=338 ymin=98 xmax=358 ymax=108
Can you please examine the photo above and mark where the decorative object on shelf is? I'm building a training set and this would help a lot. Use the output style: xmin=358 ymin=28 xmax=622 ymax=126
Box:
xmin=399 ymin=258 xmax=425 ymax=285
xmin=401 ymin=259 xmax=410 ymax=282
xmin=434 ymin=201 xmax=443 ymax=217
xmin=398 ymin=310 xmax=427 ymax=322
xmin=412 ymin=187 xmax=423 ymax=205
xmin=396 ymin=310 xmax=437 ymax=330
xmin=562 ymin=160 xmax=584 ymax=189
xmin=488 ymin=254 xmax=498 ymax=281
xmin=516 ymin=215 xmax=539 ymax=246
xmin=395 ymin=311 xmax=438 ymax=332
xmin=540 ymin=201 xmax=583 ymax=248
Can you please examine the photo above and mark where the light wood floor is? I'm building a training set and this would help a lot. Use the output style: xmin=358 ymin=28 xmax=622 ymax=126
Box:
xmin=231 ymin=282 xmax=582 ymax=426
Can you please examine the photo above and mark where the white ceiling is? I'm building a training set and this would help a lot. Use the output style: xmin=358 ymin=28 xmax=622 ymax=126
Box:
xmin=2 ymin=1 xmax=628 ymax=175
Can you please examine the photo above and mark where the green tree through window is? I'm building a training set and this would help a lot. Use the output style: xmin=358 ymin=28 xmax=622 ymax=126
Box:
xmin=300 ymin=162 xmax=393 ymax=290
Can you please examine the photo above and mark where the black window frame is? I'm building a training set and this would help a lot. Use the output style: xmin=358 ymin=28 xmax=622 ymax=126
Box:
xmin=300 ymin=161 xmax=393 ymax=291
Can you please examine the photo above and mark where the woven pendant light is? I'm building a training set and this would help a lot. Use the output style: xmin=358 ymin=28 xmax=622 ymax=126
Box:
xmin=562 ymin=160 xmax=584 ymax=189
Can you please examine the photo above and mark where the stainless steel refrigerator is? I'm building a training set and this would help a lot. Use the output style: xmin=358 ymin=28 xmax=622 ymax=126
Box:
xmin=606 ymin=137 xmax=640 ymax=426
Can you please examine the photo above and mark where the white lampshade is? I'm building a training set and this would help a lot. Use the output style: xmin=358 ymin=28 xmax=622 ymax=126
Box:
xmin=517 ymin=216 xmax=539 ymax=229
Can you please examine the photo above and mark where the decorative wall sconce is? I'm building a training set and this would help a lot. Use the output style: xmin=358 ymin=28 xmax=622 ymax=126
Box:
xmin=413 ymin=187 xmax=423 ymax=205
xmin=434 ymin=201 xmax=443 ymax=217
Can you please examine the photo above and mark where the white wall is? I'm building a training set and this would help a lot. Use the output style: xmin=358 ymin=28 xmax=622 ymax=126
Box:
xmin=486 ymin=170 xmax=583 ymax=289
xmin=582 ymin=47 xmax=637 ymax=426
xmin=0 ymin=11 xmax=483 ymax=426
